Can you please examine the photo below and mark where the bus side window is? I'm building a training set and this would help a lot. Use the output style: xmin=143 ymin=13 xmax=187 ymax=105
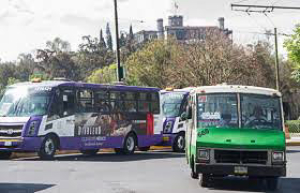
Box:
xmin=110 ymin=91 xmax=124 ymax=112
xmin=150 ymin=92 xmax=160 ymax=114
xmin=62 ymin=89 xmax=75 ymax=117
xmin=138 ymin=92 xmax=150 ymax=113
xmin=94 ymin=90 xmax=110 ymax=113
xmin=77 ymin=89 xmax=93 ymax=113
xmin=124 ymin=92 xmax=137 ymax=113
xmin=48 ymin=89 xmax=61 ymax=121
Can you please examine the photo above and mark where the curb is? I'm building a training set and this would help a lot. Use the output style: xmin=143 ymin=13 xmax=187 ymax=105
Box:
xmin=286 ymin=141 xmax=300 ymax=146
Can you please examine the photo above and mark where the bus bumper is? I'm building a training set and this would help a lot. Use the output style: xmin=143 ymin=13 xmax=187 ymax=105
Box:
xmin=0 ymin=137 xmax=42 ymax=152
xmin=195 ymin=164 xmax=286 ymax=177
xmin=158 ymin=134 xmax=177 ymax=146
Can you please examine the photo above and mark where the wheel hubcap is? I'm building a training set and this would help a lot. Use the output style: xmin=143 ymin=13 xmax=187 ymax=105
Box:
xmin=45 ymin=139 xmax=54 ymax=155
xmin=126 ymin=137 xmax=134 ymax=151
xmin=177 ymin=136 xmax=184 ymax=150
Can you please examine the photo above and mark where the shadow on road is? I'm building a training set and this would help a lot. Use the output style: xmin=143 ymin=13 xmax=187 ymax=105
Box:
xmin=20 ymin=151 xmax=185 ymax=162
xmin=0 ymin=183 xmax=54 ymax=193
xmin=206 ymin=177 xmax=300 ymax=193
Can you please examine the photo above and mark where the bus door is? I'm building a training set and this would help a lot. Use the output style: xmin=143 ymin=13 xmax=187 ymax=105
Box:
xmin=59 ymin=87 xmax=76 ymax=136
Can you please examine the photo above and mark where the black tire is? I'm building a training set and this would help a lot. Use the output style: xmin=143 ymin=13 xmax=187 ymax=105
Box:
xmin=266 ymin=177 xmax=278 ymax=191
xmin=122 ymin=133 xmax=136 ymax=155
xmin=80 ymin=149 xmax=99 ymax=156
xmin=200 ymin=174 xmax=210 ymax=188
xmin=38 ymin=135 xmax=58 ymax=160
xmin=173 ymin=133 xmax=185 ymax=152
xmin=0 ymin=152 xmax=12 ymax=160
xmin=190 ymin=160 xmax=199 ymax=179
xmin=139 ymin=146 xmax=150 ymax=151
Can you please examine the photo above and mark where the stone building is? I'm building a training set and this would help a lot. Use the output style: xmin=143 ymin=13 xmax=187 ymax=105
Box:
xmin=134 ymin=15 xmax=232 ymax=44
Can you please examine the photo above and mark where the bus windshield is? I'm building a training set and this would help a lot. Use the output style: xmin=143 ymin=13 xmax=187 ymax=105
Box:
xmin=162 ymin=91 xmax=186 ymax=117
xmin=197 ymin=93 xmax=283 ymax=131
xmin=0 ymin=86 xmax=52 ymax=117
xmin=241 ymin=94 xmax=282 ymax=131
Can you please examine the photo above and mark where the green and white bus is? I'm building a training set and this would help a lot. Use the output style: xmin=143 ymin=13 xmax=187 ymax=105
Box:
xmin=183 ymin=85 xmax=286 ymax=190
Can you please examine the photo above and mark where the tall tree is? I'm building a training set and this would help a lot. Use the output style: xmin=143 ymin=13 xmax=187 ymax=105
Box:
xmin=106 ymin=23 xmax=113 ymax=50
xmin=119 ymin=33 xmax=126 ymax=47
xmin=99 ymin=29 xmax=106 ymax=48
xmin=129 ymin=25 xmax=134 ymax=41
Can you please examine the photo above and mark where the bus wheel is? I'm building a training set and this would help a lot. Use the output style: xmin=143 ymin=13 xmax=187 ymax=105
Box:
xmin=0 ymin=152 xmax=12 ymax=160
xmin=200 ymin=174 xmax=210 ymax=187
xmin=80 ymin=149 xmax=99 ymax=156
xmin=38 ymin=135 xmax=57 ymax=160
xmin=123 ymin=133 xmax=136 ymax=155
xmin=173 ymin=133 xmax=185 ymax=152
xmin=139 ymin=147 xmax=150 ymax=151
xmin=265 ymin=177 xmax=278 ymax=191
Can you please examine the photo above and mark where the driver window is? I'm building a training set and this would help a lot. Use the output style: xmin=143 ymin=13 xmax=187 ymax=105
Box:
xmin=62 ymin=88 xmax=75 ymax=117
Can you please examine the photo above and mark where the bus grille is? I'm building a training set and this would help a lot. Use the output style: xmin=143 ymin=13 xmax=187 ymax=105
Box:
xmin=0 ymin=125 xmax=23 ymax=137
xmin=214 ymin=150 xmax=268 ymax=165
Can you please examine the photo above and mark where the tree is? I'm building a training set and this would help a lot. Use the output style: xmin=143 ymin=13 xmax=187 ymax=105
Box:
xmin=284 ymin=24 xmax=300 ymax=82
xmin=129 ymin=25 xmax=134 ymax=41
xmin=99 ymin=29 xmax=106 ymax=48
xmin=125 ymin=39 xmax=174 ymax=88
xmin=35 ymin=38 xmax=78 ymax=80
xmin=119 ymin=33 xmax=126 ymax=48
xmin=106 ymin=23 xmax=113 ymax=50
xmin=87 ymin=63 xmax=117 ymax=84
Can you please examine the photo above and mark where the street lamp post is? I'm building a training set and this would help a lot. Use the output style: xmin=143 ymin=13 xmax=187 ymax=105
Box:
xmin=114 ymin=0 xmax=123 ymax=82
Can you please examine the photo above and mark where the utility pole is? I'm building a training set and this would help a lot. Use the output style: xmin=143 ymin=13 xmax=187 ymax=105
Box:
xmin=114 ymin=0 xmax=123 ymax=82
xmin=231 ymin=3 xmax=300 ymax=91
xmin=274 ymin=28 xmax=280 ymax=90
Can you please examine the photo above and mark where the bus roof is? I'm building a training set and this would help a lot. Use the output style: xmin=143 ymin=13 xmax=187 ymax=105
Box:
xmin=9 ymin=81 xmax=161 ymax=92
xmin=190 ymin=85 xmax=281 ymax=97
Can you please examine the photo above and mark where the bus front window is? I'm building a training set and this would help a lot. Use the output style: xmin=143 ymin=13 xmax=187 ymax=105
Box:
xmin=0 ymin=87 xmax=51 ymax=117
xmin=162 ymin=92 xmax=186 ymax=118
xmin=197 ymin=94 xmax=238 ymax=128
xmin=241 ymin=94 xmax=282 ymax=131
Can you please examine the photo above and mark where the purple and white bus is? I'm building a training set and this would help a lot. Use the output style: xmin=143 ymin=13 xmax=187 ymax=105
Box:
xmin=160 ymin=88 xmax=192 ymax=152
xmin=0 ymin=80 xmax=163 ymax=160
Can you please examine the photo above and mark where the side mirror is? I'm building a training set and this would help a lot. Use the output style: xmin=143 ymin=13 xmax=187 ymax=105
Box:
xmin=180 ymin=112 xmax=187 ymax=121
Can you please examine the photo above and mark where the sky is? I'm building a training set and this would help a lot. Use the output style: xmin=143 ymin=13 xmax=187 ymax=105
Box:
xmin=0 ymin=0 xmax=299 ymax=62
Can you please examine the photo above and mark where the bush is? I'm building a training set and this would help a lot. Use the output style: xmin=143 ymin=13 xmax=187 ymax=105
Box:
xmin=286 ymin=120 xmax=300 ymax=133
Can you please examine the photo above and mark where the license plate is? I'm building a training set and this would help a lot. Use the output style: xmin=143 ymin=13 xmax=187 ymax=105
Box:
xmin=163 ymin=137 xmax=169 ymax=142
xmin=234 ymin=166 xmax=248 ymax=174
xmin=4 ymin=141 xmax=12 ymax=146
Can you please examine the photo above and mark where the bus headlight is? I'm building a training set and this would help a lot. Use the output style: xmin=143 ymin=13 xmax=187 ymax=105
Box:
xmin=197 ymin=149 xmax=210 ymax=162
xmin=27 ymin=121 xmax=39 ymax=136
xmin=164 ymin=121 xmax=173 ymax=133
xmin=272 ymin=151 xmax=284 ymax=163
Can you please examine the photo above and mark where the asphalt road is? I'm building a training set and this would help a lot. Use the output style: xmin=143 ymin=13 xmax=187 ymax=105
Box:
xmin=0 ymin=147 xmax=299 ymax=193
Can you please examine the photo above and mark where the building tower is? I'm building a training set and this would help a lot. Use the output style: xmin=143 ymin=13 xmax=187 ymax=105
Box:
xmin=168 ymin=15 xmax=183 ymax=27
xmin=218 ymin=17 xmax=225 ymax=30
xmin=157 ymin=18 xmax=164 ymax=39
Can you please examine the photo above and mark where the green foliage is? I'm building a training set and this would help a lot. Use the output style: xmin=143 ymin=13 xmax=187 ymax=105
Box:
xmin=285 ymin=24 xmax=300 ymax=64
xmin=284 ymin=24 xmax=300 ymax=82
xmin=7 ymin=77 xmax=20 ymax=85
xmin=286 ymin=120 xmax=300 ymax=133
xmin=125 ymin=39 xmax=174 ymax=88
xmin=87 ymin=63 xmax=117 ymax=84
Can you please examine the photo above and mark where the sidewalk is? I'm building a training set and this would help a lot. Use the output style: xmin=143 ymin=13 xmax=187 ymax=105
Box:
xmin=286 ymin=136 xmax=300 ymax=146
